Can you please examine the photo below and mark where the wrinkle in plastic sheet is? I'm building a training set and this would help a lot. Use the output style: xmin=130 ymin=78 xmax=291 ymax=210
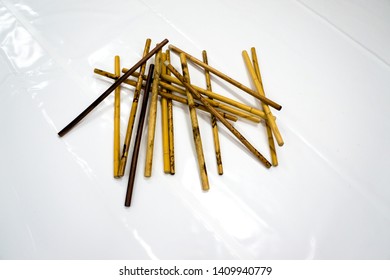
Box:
xmin=0 ymin=0 xmax=390 ymax=259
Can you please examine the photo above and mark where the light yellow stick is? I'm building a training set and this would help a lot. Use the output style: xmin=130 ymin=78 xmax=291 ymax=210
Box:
xmin=202 ymin=50 xmax=223 ymax=175
xmin=113 ymin=56 xmax=121 ymax=178
xmin=251 ymin=47 xmax=278 ymax=166
xmin=144 ymin=50 xmax=162 ymax=177
xmin=242 ymin=50 xmax=284 ymax=146
xmin=160 ymin=74 xmax=267 ymax=119
xmin=166 ymin=50 xmax=175 ymax=174
xmin=93 ymin=68 xmax=238 ymax=121
xmin=161 ymin=52 xmax=170 ymax=173
xmin=123 ymin=68 xmax=266 ymax=120
xmin=181 ymin=53 xmax=209 ymax=191
xmin=158 ymin=91 xmax=238 ymax=121
xmin=169 ymin=44 xmax=282 ymax=111
xmin=158 ymin=81 xmax=261 ymax=123
xmin=118 ymin=39 xmax=151 ymax=177
xmin=97 ymin=67 xmax=260 ymax=122
xmin=164 ymin=60 xmax=272 ymax=168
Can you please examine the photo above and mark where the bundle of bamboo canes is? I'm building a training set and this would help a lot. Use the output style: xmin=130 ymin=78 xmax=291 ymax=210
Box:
xmin=57 ymin=38 xmax=284 ymax=207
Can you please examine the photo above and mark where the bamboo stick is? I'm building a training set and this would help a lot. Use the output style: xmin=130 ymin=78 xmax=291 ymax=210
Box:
xmin=242 ymin=50 xmax=284 ymax=146
xmin=158 ymin=81 xmax=261 ymax=123
xmin=118 ymin=38 xmax=151 ymax=177
xmin=158 ymin=91 xmax=238 ymax=121
xmin=251 ymin=48 xmax=264 ymax=89
xmin=95 ymin=68 xmax=127 ymax=80
xmin=125 ymin=64 xmax=155 ymax=207
xmin=160 ymin=74 xmax=267 ymax=119
xmin=144 ymin=50 xmax=162 ymax=177
xmin=266 ymin=121 xmax=278 ymax=166
xmin=113 ymin=55 xmax=121 ymax=178
xmin=93 ymin=68 xmax=238 ymax=121
xmin=166 ymin=50 xmax=175 ymax=175
xmin=251 ymin=47 xmax=278 ymax=166
xmin=180 ymin=53 xmax=209 ymax=191
xmin=58 ymin=38 xmax=168 ymax=137
xmin=168 ymin=44 xmax=282 ymax=111
xmin=202 ymin=50 xmax=223 ymax=175
xmin=164 ymin=60 xmax=272 ymax=168
xmin=161 ymin=52 xmax=170 ymax=173
xmin=122 ymin=67 xmax=266 ymax=120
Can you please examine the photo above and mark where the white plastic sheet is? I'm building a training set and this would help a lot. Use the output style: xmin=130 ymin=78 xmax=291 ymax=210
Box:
xmin=1 ymin=0 xmax=389 ymax=259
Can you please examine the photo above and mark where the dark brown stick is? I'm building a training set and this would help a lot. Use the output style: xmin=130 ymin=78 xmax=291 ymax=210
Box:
xmin=58 ymin=39 xmax=168 ymax=137
xmin=125 ymin=64 xmax=155 ymax=207
xmin=164 ymin=61 xmax=272 ymax=168
xmin=118 ymin=38 xmax=152 ymax=177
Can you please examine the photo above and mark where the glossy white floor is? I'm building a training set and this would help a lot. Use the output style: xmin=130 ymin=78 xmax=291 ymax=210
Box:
xmin=1 ymin=0 xmax=389 ymax=259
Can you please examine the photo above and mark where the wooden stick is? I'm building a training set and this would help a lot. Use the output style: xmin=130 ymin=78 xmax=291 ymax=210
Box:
xmin=164 ymin=61 xmax=272 ymax=168
xmin=125 ymin=64 xmax=155 ymax=207
xmin=160 ymin=74 xmax=267 ymax=119
xmin=242 ymin=50 xmax=284 ymax=146
xmin=58 ymin=38 xmax=168 ymax=137
xmin=118 ymin=39 xmax=151 ymax=177
xmin=251 ymin=47 xmax=278 ymax=166
xmin=144 ymin=50 xmax=162 ymax=177
xmin=161 ymin=52 xmax=170 ymax=173
xmin=202 ymin=50 xmax=223 ymax=175
xmin=166 ymin=50 xmax=175 ymax=175
xmin=93 ymin=68 xmax=238 ymax=121
xmin=113 ymin=56 xmax=121 ymax=178
xmin=180 ymin=53 xmax=209 ymax=191
xmin=158 ymin=81 xmax=261 ymax=122
xmin=251 ymin=48 xmax=264 ymax=89
xmin=158 ymin=91 xmax=238 ymax=121
xmin=168 ymin=44 xmax=282 ymax=111
xmin=122 ymin=68 xmax=266 ymax=120
xmin=266 ymin=121 xmax=278 ymax=166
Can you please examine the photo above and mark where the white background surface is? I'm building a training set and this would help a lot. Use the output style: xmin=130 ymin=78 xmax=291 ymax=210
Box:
xmin=0 ymin=0 xmax=389 ymax=259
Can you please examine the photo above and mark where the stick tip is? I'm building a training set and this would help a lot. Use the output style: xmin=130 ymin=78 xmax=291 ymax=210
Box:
xmin=163 ymin=60 xmax=169 ymax=66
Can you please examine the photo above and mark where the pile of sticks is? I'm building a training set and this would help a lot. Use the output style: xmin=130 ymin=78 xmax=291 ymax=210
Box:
xmin=57 ymin=38 xmax=284 ymax=207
